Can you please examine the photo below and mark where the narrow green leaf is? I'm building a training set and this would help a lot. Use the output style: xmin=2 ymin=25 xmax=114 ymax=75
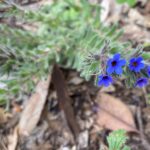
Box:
xmin=127 ymin=0 xmax=136 ymax=6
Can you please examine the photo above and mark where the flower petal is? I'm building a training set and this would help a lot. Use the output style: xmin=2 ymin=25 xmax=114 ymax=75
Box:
xmin=137 ymin=56 xmax=143 ymax=62
xmin=113 ymin=53 xmax=120 ymax=60
xmin=97 ymin=80 xmax=103 ymax=86
xmin=98 ymin=75 xmax=103 ymax=80
xmin=119 ymin=59 xmax=126 ymax=66
xmin=97 ymin=75 xmax=113 ymax=87
xmin=104 ymin=81 xmax=110 ymax=87
xmin=106 ymin=66 xmax=114 ymax=74
xmin=129 ymin=64 xmax=134 ymax=71
xmin=130 ymin=58 xmax=136 ymax=63
xmin=147 ymin=66 xmax=150 ymax=76
xmin=136 ymin=78 xmax=148 ymax=87
xmin=129 ymin=57 xmax=145 ymax=72
xmin=139 ymin=63 xmax=145 ymax=69
xmin=108 ymin=76 xmax=113 ymax=82
xmin=115 ymin=67 xmax=123 ymax=75
xmin=107 ymin=59 xmax=113 ymax=66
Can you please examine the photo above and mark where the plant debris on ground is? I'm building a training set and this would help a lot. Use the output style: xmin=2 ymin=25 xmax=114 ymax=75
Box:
xmin=0 ymin=0 xmax=150 ymax=150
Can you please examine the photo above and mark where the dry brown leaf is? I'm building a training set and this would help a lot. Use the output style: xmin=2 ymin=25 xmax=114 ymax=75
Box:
xmin=52 ymin=64 xmax=80 ymax=138
xmin=18 ymin=76 xmax=51 ymax=136
xmin=122 ymin=24 xmax=150 ymax=43
xmin=8 ymin=127 xmax=19 ymax=150
xmin=95 ymin=92 xmax=138 ymax=132
xmin=128 ymin=9 xmax=150 ymax=28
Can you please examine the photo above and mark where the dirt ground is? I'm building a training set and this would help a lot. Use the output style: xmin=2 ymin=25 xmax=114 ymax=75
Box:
xmin=0 ymin=0 xmax=150 ymax=150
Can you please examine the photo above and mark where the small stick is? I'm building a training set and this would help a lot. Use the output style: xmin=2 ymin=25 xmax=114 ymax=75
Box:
xmin=137 ymin=106 xmax=150 ymax=150
xmin=142 ymin=87 xmax=148 ymax=107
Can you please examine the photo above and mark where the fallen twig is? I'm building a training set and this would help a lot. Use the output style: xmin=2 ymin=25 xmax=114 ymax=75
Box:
xmin=137 ymin=106 xmax=150 ymax=150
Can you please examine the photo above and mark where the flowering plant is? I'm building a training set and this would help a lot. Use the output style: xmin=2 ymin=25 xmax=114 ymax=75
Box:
xmin=84 ymin=43 xmax=150 ymax=88
xmin=0 ymin=0 xmax=150 ymax=104
xmin=98 ymin=49 xmax=150 ymax=87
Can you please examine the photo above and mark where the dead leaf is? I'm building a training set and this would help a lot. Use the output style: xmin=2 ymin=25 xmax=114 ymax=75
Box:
xmin=52 ymin=64 xmax=80 ymax=139
xmin=121 ymin=24 xmax=150 ymax=43
xmin=8 ymin=127 xmax=18 ymax=150
xmin=95 ymin=92 xmax=138 ymax=132
xmin=128 ymin=9 xmax=150 ymax=28
xmin=18 ymin=76 xmax=51 ymax=136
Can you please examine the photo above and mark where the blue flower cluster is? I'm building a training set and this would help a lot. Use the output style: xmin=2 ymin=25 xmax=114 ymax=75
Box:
xmin=97 ymin=53 xmax=150 ymax=88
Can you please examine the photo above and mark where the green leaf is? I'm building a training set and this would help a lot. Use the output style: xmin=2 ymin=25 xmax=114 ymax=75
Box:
xmin=116 ymin=0 xmax=126 ymax=4
xmin=123 ymin=146 xmax=131 ymax=150
xmin=142 ymin=52 xmax=150 ymax=60
xmin=0 ymin=99 xmax=6 ymax=105
xmin=0 ymin=89 xmax=7 ymax=94
xmin=127 ymin=0 xmax=136 ymax=6
xmin=107 ymin=130 xmax=130 ymax=150
xmin=116 ymin=0 xmax=136 ymax=7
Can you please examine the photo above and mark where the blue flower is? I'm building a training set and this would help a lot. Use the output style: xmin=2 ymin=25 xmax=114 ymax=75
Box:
xmin=97 ymin=75 xmax=113 ymax=87
xmin=135 ymin=77 xmax=148 ymax=87
xmin=106 ymin=53 xmax=126 ymax=75
xmin=147 ymin=66 xmax=150 ymax=77
xmin=129 ymin=56 xmax=145 ymax=72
